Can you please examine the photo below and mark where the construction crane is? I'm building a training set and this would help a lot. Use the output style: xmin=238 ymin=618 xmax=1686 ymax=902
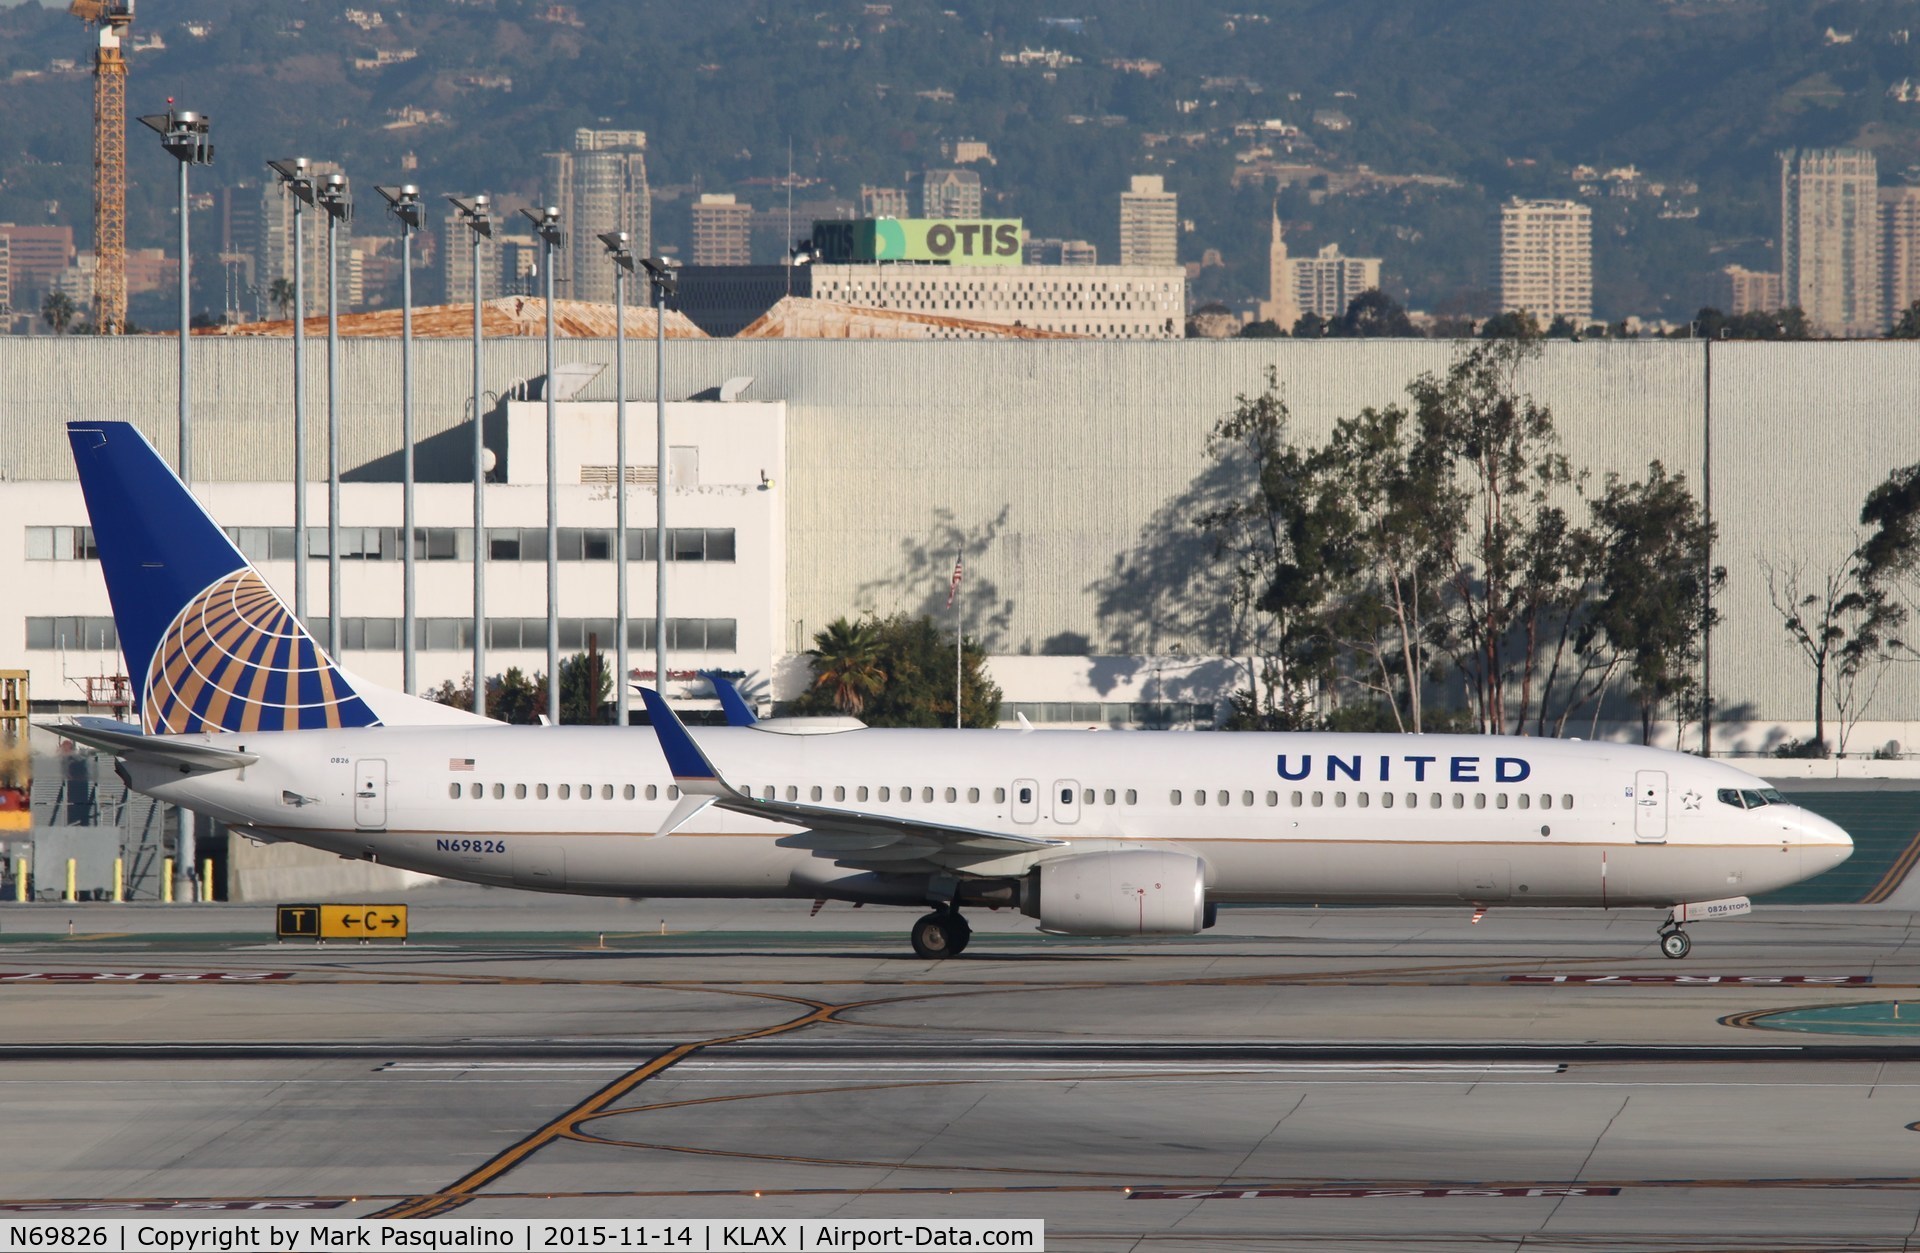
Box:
xmin=70 ymin=1 xmax=134 ymax=334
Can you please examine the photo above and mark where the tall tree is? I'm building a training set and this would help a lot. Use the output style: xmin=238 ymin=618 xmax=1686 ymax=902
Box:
xmin=805 ymin=616 xmax=887 ymax=716
xmin=1412 ymin=339 xmax=1577 ymax=733
xmin=41 ymin=290 xmax=74 ymax=335
xmin=1329 ymin=289 xmax=1414 ymax=338
xmin=1760 ymin=552 xmax=1891 ymax=752
xmin=792 ymin=614 xmax=999 ymax=727
xmin=269 ymin=278 xmax=296 ymax=320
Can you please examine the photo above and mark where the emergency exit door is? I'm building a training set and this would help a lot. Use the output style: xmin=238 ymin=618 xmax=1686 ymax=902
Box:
xmin=354 ymin=759 xmax=388 ymax=829
xmin=1633 ymin=769 xmax=1667 ymax=843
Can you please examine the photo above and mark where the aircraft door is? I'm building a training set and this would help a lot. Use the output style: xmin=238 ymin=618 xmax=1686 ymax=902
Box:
xmin=1052 ymin=779 xmax=1081 ymax=825
xmin=353 ymin=759 xmax=387 ymax=829
xmin=1012 ymin=779 xmax=1038 ymax=824
xmin=1634 ymin=770 xmax=1667 ymax=843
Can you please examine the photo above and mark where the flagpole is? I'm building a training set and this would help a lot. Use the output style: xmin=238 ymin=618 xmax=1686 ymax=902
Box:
xmin=952 ymin=549 xmax=963 ymax=729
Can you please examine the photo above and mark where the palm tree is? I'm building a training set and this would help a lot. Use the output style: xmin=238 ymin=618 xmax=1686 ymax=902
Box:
xmin=41 ymin=290 xmax=75 ymax=335
xmin=269 ymin=278 xmax=295 ymax=320
xmin=808 ymin=617 xmax=886 ymax=715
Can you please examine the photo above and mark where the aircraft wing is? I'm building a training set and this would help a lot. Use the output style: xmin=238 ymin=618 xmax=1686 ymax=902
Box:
xmin=637 ymin=688 xmax=1062 ymax=864
xmin=42 ymin=716 xmax=259 ymax=775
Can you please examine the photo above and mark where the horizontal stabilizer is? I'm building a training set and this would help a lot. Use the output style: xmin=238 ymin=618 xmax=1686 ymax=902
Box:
xmin=43 ymin=717 xmax=258 ymax=775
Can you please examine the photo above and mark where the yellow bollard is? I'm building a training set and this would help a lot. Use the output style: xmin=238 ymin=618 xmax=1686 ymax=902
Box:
xmin=65 ymin=859 xmax=76 ymax=903
xmin=14 ymin=856 xmax=25 ymax=903
xmin=162 ymin=857 xmax=174 ymax=904
xmin=113 ymin=858 xmax=124 ymax=903
xmin=201 ymin=859 xmax=213 ymax=903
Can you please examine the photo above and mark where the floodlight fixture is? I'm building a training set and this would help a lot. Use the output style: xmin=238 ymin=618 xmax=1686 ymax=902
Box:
xmin=446 ymin=193 xmax=493 ymax=239
xmin=520 ymin=204 xmax=565 ymax=248
xmin=268 ymin=157 xmax=315 ymax=205
xmin=316 ymin=172 xmax=352 ymax=225
xmin=376 ymin=183 xmax=424 ymax=230
xmin=139 ymin=105 xmax=213 ymax=166
xmin=598 ymin=230 xmax=636 ymax=272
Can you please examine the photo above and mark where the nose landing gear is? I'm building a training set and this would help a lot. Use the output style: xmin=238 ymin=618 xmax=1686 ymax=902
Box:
xmin=910 ymin=906 xmax=971 ymax=959
xmin=1658 ymin=920 xmax=1692 ymax=960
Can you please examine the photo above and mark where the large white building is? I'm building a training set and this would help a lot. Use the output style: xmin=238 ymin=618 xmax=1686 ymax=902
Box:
xmin=805 ymin=263 xmax=1185 ymax=338
xmin=1498 ymin=198 xmax=1593 ymax=325
xmin=1119 ymin=174 xmax=1178 ymax=268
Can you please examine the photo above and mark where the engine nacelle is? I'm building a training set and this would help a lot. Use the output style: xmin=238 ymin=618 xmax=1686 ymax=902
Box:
xmin=1022 ymin=849 xmax=1208 ymax=936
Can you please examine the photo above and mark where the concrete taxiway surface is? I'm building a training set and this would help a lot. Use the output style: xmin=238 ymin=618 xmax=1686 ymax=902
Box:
xmin=5 ymin=888 xmax=1920 ymax=1251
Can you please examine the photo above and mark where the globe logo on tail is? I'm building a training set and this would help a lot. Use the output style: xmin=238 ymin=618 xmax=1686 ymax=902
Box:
xmin=143 ymin=569 xmax=380 ymax=734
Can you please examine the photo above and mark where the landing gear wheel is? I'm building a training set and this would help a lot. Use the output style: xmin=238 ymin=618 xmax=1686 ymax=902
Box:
xmin=1660 ymin=929 xmax=1692 ymax=960
xmin=911 ymin=911 xmax=967 ymax=959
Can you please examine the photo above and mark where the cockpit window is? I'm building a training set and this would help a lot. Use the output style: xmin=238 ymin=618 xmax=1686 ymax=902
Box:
xmin=1740 ymin=789 xmax=1768 ymax=808
xmin=1759 ymin=788 xmax=1786 ymax=805
xmin=1717 ymin=788 xmax=1746 ymax=809
xmin=1719 ymin=787 xmax=1780 ymax=810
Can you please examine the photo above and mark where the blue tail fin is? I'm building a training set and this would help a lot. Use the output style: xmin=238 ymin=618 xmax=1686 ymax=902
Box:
xmin=700 ymin=670 xmax=758 ymax=726
xmin=68 ymin=422 xmax=382 ymax=735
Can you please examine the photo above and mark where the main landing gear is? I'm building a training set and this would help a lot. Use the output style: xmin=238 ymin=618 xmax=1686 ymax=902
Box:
xmin=1658 ymin=918 xmax=1693 ymax=960
xmin=910 ymin=906 xmax=971 ymax=959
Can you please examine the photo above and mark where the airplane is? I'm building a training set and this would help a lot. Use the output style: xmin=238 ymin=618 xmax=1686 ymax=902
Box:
xmin=49 ymin=421 xmax=1854 ymax=959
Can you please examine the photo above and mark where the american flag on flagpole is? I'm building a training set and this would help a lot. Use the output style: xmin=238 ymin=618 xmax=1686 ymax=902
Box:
xmin=946 ymin=553 xmax=965 ymax=609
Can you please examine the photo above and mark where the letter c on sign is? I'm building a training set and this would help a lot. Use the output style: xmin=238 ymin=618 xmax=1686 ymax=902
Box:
xmin=927 ymin=224 xmax=955 ymax=256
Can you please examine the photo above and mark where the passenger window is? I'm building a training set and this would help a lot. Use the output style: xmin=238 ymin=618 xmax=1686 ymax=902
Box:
xmin=1381 ymin=792 xmax=1395 ymax=808
xmin=623 ymin=784 xmax=635 ymax=800
xmin=1125 ymin=789 xmax=1137 ymax=805
xmin=996 ymin=787 xmax=1007 ymax=803
xmin=667 ymin=785 xmax=679 ymax=800
xmin=1474 ymin=793 xmax=1486 ymax=809
xmin=923 ymin=787 xmax=934 ymax=803
xmin=1562 ymin=794 xmax=1574 ymax=809
xmin=1241 ymin=790 xmax=1254 ymax=806
xmin=645 ymin=784 xmax=657 ymax=800
xmin=1195 ymin=790 xmax=1207 ymax=806
xmin=1312 ymin=791 xmax=1324 ymax=807
xmin=580 ymin=785 xmax=592 ymax=801
xmin=1496 ymin=793 xmax=1508 ymax=809
xmin=1405 ymin=792 xmax=1416 ymax=808
xmin=448 ymin=783 xmax=460 ymax=799
xmin=1334 ymin=791 xmax=1347 ymax=808
xmin=469 ymin=783 xmax=481 ymax=799
xmin=1104 ymin=789 xmax=1116 ymax=805
xmin=968 ymin=787 xmax=981 ymax=803
xmin=514 ymin=784 xmax=527 ymax=799
xmin=857 ymin=786 xmax=870 ymax=801
xmin=1541 ymin=794 xmax=1553 ymax=810
xmin=1216 ymin=790 xmax=1229 ymax=806
xmin=1430 ymin=793 xmax=1441 ymax=808
xmin=1356 ymin=792 xmax=1370 ymax=808
xmin=536 ymin=783 xmax=549 ymax=799
xmin=492 ymin=783 xmax=504 ymax=799
xmin=1083 ymin=788 xmax=1095 ymax=805
xmin=811 ymin=786 xmax=823 ymax=801
xmin=1017 ymin=786 xmax=1030 ymax=804
xmin=834 ymin=786 xmax=847 ymax=801
xmin=1451 ymin=793 xmax=1464 ymax=809
xmin=1518 ymin=793 xmax=1530 ymax=810
xmin=786 ymin=786 xmax=799 ymax=801
xmin=1290 ymin=791 xmax=1303 ymax=807
xmin=1170 ymin=790 xmax=1182 ymax=806
xmin=761 ymin=785 xmax=774 ymax=801
xmin=602 ymin=784 xmax=613 ymax=800
xmin=1265 ymin=791 xmax=1277 ymax=806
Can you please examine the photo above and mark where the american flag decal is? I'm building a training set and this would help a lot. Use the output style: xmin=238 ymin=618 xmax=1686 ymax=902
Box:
xmin=449 ymin=758 xmax=475 ymax=771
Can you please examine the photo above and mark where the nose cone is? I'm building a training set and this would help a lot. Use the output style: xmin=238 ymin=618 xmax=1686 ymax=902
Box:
xmin=1795 ymin=810 xmax=1854 ymax=875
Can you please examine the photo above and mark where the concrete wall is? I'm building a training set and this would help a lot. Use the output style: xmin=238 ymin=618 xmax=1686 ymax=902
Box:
xmin=5 ymin=337 xmax=1918 ymax=724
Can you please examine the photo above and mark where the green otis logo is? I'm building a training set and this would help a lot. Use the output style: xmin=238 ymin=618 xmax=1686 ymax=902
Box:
xmin=921 ymin=221 xmax=1021 ymax=260
xmin=873 ymin=219 xmax=908 ymax=260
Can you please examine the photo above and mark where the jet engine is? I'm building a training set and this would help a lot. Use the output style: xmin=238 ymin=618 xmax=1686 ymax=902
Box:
xmin=1022 ymin=849 xmax=1209 ymax=936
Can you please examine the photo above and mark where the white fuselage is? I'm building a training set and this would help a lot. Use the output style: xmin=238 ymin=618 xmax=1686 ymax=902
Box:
xmin=121 ymin=724 xmax=1853 ymax=910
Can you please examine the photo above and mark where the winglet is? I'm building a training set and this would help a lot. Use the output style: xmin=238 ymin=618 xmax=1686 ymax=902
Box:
xmin=700 ymin=670 xmax=759 ymax=726
xmin=637 ymin=687 xmax=729 ymax=796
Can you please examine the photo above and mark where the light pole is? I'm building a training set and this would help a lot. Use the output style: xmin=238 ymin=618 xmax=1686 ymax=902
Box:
xmin=268 ymin=158 xmax=315 ymax=628
xmin=640 ymin=256 xmax=677 ymax=697
xmin=137 ymin=104 xmax=212 ymax=485
xmin=317 ymin=172 xmax=352 ymax=659
xmin=522 ymin=206 xmax=566 ymax=723
xmin=139 ymin=102 xmax=211 ymax=906
xmin=599 ymin=231 xmax=636 ymax=727
xmin=377 ymin=184 xmax=423 ymax=695
xmin=447 ymin=195 xmax=493 ymax=718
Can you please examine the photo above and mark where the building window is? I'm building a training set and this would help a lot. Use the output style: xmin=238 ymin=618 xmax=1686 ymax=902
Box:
xmin=25 ymin=617 xmax=118 ymax=650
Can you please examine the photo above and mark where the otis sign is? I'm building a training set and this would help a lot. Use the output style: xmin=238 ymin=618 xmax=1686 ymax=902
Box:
xmin=812 ymin=218 xmax=1023 ymax=265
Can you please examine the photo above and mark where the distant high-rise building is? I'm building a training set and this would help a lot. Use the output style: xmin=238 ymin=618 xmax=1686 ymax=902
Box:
xmin=0 ymin=232 xmax=11 ymax=322
xmin=1781 ymin=148 xmax=1880 ymax=337
xmin=1258 ymin=209 xmax=1380 ymax=328
xmin=260 ymin=163 xmax=352 ymax=317
xmin=542 ymin=128 xmax=651 ymax=305
xmin=1498 ymin=198 xmax=1592 ymax=325
xmin=1119 ymin=174 xmax=1178 ymax=268
xmin=1881 ymin=186 xmax=1920 ymax=325
xmin=860 ymin=185 xmax=911 ymax=217
xmin=0 ymin=224 xmax=76 ymax=299
xmin=921 ymin=168 xmax=983 ymax=218
xmin=1023 ymin=237 xmax=1098 ymax=266
xmin=691 ymin=194 xmax=753 ymax=266
xmin=440 ymin=204 xmax=495 ymax=305
xmin=1720 ymin=265 xmax=1784 ymax=316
